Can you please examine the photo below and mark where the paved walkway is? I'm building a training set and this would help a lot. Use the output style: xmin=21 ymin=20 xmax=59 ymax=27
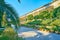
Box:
xmin=18 ymin=27 xmax=60 ymax=40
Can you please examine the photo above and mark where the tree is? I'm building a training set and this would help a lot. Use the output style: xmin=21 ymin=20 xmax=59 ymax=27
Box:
xmin=0 ymin=0 xmax=20 ymax=29
xmin=1 ymin=12 xmax=7 ymax=27
xmin=27 ymin=14 xmax=33 ymax=20
xmin=34 ymin=15 xmax=40 ymax=19
xmin=38 ymin=10 xmax=49 ymax=19
xmin=53 ymin=6 xmax=60 ymax=18
xmin=0 ymin=0 xmax=20 ymax=40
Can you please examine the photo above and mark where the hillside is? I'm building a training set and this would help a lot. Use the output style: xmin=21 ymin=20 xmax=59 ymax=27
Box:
xmin=20 ymin=0 xmax=60 ymax=23
xmin=20 ymin=0 xmax=60 ymax=33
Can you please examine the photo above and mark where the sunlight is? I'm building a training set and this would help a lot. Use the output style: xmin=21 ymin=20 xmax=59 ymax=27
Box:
xmin=18 ymin=31 xmax=37 ymax=38
xmin=37 ymin=30 xmax=50 ymax=36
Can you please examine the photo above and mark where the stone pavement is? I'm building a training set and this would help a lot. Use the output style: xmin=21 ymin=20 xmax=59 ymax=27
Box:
xmin=18 ymin=27 xmax=60 ymax=40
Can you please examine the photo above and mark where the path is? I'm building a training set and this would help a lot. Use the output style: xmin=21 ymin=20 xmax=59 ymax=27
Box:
xmin=18 ymin=26 xmax=60 ymax=40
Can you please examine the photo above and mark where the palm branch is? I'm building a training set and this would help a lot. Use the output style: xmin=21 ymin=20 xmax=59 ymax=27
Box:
xmin=0 ymin=0 xmax=20 ymax=29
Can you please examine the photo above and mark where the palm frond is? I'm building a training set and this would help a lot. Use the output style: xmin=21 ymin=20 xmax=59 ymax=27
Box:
xmin=1 ymin=4 xmax=20 ymax=28
xmin=18 ymin=0 xmax=21 ymax=3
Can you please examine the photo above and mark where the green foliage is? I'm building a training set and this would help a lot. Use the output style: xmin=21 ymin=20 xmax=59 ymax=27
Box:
xmin=2 ymin=27 xmax=16 ymax=40
xmin=34 ymin=15 xmax=40 ymax=19
xmin=53 ymin=6 xmax=60 ymax=18
xmin=50 ymin=19 xmax=60 ymax=26
xmin=0 ymin=29 xmax=4 ymax=35
xmin=27 ymin=14 xmax=33 ymax=20
xmin=0 ymin=0 xmax=20 ymax=28
xmin=51 ymin=25 xmax=60 ymax=33
xmin=39 ymin=25 xmax=45 ymax=28
xmin=0 ymin=27 xmax=23 ymax=40
xmin=27 ymin=20 xmax=41 ymax=25
xmin=0 ymin=0 xmax=20 ymax=40
xmin=39 ymin=10 xmax=49 ymax=19
xmin=41 ymin=19 xmax=52 ymax=25
xmin=26 ymin=6 xmax=60 ymax=33
xmin=49 ymin=11 xmax=54 ymax=18
xmin=1 ymin=12 xmax=7 ymax=27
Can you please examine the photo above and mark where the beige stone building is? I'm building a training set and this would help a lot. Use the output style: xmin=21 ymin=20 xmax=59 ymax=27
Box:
xmin=20 ymin=0 xmax=60 ymax=24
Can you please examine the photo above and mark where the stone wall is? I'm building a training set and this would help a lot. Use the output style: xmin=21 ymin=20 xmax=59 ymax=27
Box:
xmin=20 ymin=0 xmax=60 ymax=24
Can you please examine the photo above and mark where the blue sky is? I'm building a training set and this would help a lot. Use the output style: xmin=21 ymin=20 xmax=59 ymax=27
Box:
xmin=5 ymin=0 xmax=52 ymax=17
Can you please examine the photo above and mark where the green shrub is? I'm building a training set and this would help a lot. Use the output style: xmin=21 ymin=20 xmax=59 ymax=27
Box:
xmin=27 ymin=14 xmax=33 ymax=20
xmin=0 ymin=30 xmax=3 ymax=35
xmin=0 ymin=27 xmax=23 ymax=40
xmin=50 ymin=19 xmax=60 ymax=26
xmin=27 ymin=20 xmax=41 ymax=25
xmin=41 ymin=19 xmax=51 ymax=25
xmin=0 ymin=28 xmax=5 ymax=35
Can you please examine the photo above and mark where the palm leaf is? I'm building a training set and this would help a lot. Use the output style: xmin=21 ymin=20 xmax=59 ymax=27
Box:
xmin=18 ymin=0 xmax=21 ymax=3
